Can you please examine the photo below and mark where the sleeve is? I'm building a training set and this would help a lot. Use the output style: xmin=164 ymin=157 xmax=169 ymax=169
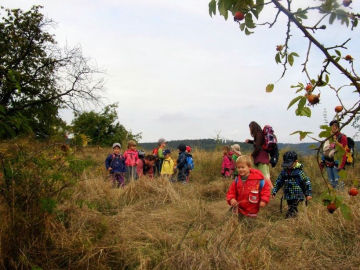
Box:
xmin=300 ymin=171 xmax=312 ymax=196
xmin=105 ymin=154 xmax=112 ymax=170
xmin=272 ymin=172 xmax=285 ymax=195
xmin=260 ymin=180 xmax=271 ymax=204
xmin=226 ymin=180 xmax=237 ymax=205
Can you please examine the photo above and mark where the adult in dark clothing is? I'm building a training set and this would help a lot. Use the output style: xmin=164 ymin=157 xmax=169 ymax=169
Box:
xmin=245 ymin=121 xmax=270 ymax=181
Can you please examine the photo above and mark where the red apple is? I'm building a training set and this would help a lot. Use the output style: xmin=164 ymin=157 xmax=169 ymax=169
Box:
xmin=349 ymin=187 xmax=358 ymax=196
xmin=234 ymin=11 xmax=245 ymax=21
xmin=335 ymin=105 xmax=343 ymax=113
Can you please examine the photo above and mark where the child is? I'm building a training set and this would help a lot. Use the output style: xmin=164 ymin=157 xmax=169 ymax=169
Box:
xmin=231 ymin=144 xmax=242 ymax=178
xmin=185 ymin=145 xmax=194 ymax=182
xmin=137 ymin=153 xmax=156 ymax=178
xmin=105 ymin=143 xmax=126 ymax=187
xmin=124 ymin=140 xmax=139 ymax=182
xmin=320 ymin=140 xmax=339 ymax=189
xmin=226 ymin=155 xmax=270 ymax=220
xmin=153 ymin=138 xmax=167 ymax=176
xmin=161 ymin=149 xmax=175 ymax=181
xmin=176 ymin=143 xmax=188 ymax=183
xmin=221 ymin=146 xmax=234 ymax=178
xmin=272 ymin=151 xmax=312 ymax=219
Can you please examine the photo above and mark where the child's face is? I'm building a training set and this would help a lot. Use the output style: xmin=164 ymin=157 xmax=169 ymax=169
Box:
xmin=237 ymin=162 xmax=251 ymax=177
xmin=331 ymin=124 xmax=339 ymax=134
xmin=113 ymin=146 xmax=121 ymax=154
xmin=165 ymin=153 xmax=170 ymax=159
xmin=130 ymin=145 xmax=137 ymax=151
xmin=160 ymin=142 xmax=166 ymax=148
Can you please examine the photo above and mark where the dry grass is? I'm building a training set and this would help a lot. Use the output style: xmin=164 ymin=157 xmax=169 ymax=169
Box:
xmin=1 ymin=146 xmax=360 ymax=269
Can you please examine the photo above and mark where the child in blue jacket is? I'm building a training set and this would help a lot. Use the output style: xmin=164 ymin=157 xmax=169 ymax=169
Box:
xmin=272 ymin=151 xmax=312 ymax=218
xmin=105 ymin=143 xmax=126 ymax=187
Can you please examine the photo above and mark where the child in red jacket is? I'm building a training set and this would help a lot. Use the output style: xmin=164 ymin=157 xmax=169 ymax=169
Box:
xmin=226 ymin=155 xmax=271 ymax=219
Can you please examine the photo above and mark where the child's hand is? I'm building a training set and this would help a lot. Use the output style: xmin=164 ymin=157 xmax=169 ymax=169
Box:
xmin=108 ymin=167 xmax=112 ymax=171
xmin=272 ymin=194 xmax=276 ymax=198
xmin=306 ymin=196 xmax=312 ymax=201
xmin=259 ymin=201 xmax=266 ymax=207
xmin=230 ymin=198 xmax=238 ymax=207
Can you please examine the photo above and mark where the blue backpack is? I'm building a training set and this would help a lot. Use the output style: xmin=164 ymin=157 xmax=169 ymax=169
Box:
xmin=186 ymin=155 xmax=194 ymax=170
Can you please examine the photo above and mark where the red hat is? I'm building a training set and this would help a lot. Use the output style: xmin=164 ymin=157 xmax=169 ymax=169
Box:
xmin=186 ymin=145 xmax=192 ymax=152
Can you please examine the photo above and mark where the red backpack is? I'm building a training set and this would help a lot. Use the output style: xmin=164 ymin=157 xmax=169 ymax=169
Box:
xmin=262 ymin=125 xmax=277 ymax=151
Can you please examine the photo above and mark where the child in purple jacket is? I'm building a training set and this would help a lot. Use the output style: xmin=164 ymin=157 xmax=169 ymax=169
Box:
xmin=105 ymin=143 xmax=126 ymax=187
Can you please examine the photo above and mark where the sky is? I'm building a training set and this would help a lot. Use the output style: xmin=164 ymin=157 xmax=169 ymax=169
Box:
xmin=2 ymin=0 xmax=360 ymax=143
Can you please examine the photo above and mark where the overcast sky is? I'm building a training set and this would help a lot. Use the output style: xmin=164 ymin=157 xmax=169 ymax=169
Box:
xmin=3 ymin=0 xmax=360 ymax=143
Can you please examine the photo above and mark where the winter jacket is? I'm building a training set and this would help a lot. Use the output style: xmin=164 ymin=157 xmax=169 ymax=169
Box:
xmin=161 ymin=157 xmax=175 ymax=175
xmin=105 ymin=154 xmax=126 ymax=174
xmin=247 ymin=132 xmax=270 ymax=165
xmin=226 ymin=168 xmax=271 ymax=217
xmin=123 ymin=149 xmax=139 ymax=167
xmin=272 ymin=162 xmax=312 ymax=200
xmin=221 ymin=153 xmax=234 ymax=177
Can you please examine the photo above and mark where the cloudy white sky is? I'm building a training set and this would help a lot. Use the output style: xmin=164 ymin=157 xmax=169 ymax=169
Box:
xmin=3 ymin=0 xmax=360 ymax=143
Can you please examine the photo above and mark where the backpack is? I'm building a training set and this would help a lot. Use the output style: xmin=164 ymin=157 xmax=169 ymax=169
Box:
xmin=186 ymin=155 xmax=194 ymax=170
xmin=262 ymin=125 xmax=279 ymax=167
xmin=152 ymin=147 xmax=159 ymax=156
xmin=262 ymin=125 xmax=277 ymax=151
xmin=337 ymin=134 xmax=355 ymax=166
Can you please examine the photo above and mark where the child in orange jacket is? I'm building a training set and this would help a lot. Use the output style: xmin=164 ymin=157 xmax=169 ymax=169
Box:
xmin=226 ymin=155 xmax=271 ymax=219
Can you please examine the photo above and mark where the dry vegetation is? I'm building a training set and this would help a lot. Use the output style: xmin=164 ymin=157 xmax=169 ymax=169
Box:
xmin=1 ymin=144 xmax=360 ymax=269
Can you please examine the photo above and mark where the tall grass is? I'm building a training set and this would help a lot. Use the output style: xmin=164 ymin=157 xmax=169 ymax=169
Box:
xmin=0 ymin=144 xmax=359 ymax=269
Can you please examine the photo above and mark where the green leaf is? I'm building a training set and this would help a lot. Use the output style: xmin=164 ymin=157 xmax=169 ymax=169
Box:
xmin=302 ymin=107 xmax=311 ymax=117
xmin=245 ymin=13 xmax=255 ymax=28
xmin=340 ymin=203 xmax=352 ymax=220
xmin=308 ymin=144 xmax=318 ymax=150
xmin=335 ymin=49 xmax=341 ymax=57
xmin=289 ymin=52 xmax=299 ymax=57
xmin=209 ymin=0 xmax=217 ymax=17
xmin=275 ymin=53 xmax=281 ymax=64
xmin=256 ymin=0 xmax=264 ymax=13
xmin=329 ymin=13 xmax=336 ymax=24
xmin=290 ymin=131 xmax=313 ymax=141
xmin=319 ymin=130 xmax=331 ymax=138
xmin=244 ymin=27 xmax=253 ymax=35
xmin=240 ymin=23 xmax=246 ymax=31
xmin=288 ymin=54 xmax=294 ymax=66
xmin=287 ymin=96 xmax=303 ymax=110
xmin=266 ymin=83 xmax=274 ymax=93
xmin=320 ymin=124 xmax=330 ymax=130
xmin=297 ymin=96 xmax=307 ymax=110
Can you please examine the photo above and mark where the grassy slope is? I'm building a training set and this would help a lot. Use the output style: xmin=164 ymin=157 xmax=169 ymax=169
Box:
xmin=2 ymin=146 xmax=360 ymax=269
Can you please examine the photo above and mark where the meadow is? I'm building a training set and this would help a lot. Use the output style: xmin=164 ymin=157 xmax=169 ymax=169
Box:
xmin=0 ymin=141 xmax=359 ymax=269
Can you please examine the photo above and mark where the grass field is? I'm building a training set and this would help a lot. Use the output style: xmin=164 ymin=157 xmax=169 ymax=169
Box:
xmin=1 ymin=144 xmax=359 ymax=269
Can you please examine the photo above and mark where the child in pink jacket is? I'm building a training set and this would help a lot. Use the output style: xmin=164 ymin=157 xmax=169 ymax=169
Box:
xmin=221 ymin=146 xmax=234 ymax=178
xmin=123 ymin=140 xmax=139 ymax=182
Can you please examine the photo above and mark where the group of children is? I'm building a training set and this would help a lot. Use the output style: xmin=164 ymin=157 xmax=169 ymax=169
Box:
xmin=226 ymin=119 xmax=351 ymax=220
xmin=105 ymin=138 xmax=194 ymax=187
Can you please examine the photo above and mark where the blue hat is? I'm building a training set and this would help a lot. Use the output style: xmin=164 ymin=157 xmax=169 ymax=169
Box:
xmin=282 ymin=151 xmax=297 ymax=168
xmin=163 ymin=149 xmax=171 ymax=155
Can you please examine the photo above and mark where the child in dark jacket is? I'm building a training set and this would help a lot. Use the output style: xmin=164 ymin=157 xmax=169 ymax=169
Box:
xmin=105 ymin=143 xmax=126 ymax=187
xmin=226 ymin=155 xmax=271 ymax=219
xmin=272 ymin=151 xmax=312 ymax=218
xmin=177 ymin=143 xmax=188 ymax=183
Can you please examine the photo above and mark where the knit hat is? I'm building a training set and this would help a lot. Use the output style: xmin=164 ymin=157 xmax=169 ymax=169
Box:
xmin=178 ymin=143 xmax=186 ymax=152
xmin=112 ymin=142 xmax=121 ymax=149
xmin=231 ymin=144 xmax=241 ymax=156
xmin=163 ymin=149 xmax=171 ymax=155
xmin=282 ymin=151 xmax=298 ymax=168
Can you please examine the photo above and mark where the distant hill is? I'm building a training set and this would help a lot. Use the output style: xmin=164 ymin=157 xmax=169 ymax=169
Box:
xmin=139 ymin=139 xmax=360 ymax=156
